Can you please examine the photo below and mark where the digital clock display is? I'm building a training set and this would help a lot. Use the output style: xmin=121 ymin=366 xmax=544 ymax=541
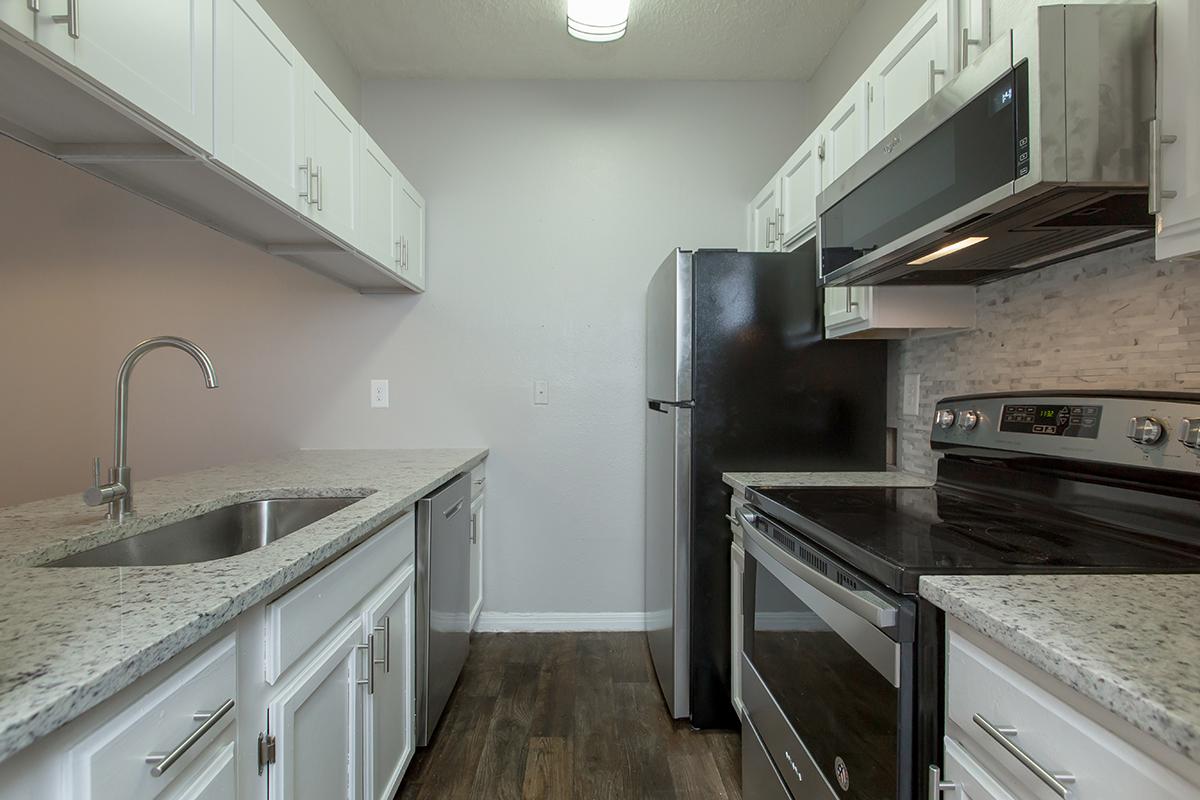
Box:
xmin=999 ymin=404 xmax=1102 ymax=438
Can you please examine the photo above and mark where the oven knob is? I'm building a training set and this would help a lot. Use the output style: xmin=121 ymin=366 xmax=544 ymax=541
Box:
xmin=1179 ymin=418 xmax=1200 ymax=450
xmin=958 ymin=410 xmax=980 ymax=432
xmin=1127 ymin=416 xmax=1165 ymax=446
xmin=935 ymin=409 xmax=957 ymax=430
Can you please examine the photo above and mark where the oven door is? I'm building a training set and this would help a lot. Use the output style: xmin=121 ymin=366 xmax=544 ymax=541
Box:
xmin=739 ymin=507 xmax=914 ymax=800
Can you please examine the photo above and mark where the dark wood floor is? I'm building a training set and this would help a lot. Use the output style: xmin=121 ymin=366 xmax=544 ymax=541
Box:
xmin=398 ymin=632 xmax=742 ymax=800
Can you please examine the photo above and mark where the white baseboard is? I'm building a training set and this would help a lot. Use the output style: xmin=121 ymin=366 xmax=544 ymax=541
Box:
xmin=473 ymin=611 xmax=647 ymax=632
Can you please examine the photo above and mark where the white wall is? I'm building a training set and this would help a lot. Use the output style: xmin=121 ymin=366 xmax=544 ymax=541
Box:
xmin=0 ymin=79 xmax=807 ymax=620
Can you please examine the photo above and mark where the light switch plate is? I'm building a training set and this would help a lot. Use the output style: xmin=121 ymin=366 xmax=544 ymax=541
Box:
xmin=371 ymin=379 xmax=389 ymax=408
xmin=902 ymin=373 xmax=920 ymax=417
xmin=534 ymin=380 xmax=549 ymax=405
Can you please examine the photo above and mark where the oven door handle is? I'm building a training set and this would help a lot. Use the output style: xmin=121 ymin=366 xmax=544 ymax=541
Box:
xmin=737 ymin=507 xmax=898 ymax=630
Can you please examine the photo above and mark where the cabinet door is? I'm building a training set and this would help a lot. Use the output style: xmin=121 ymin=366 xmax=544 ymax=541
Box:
xmin=394 ymin=173 xmax=426 ymax=289
xmin=303 ymin=64 xmax=358 ymax=244
xmin=942 ymin=738 xmax=1018 ymax=800
xmin=469 ymin=492 xmax=485 ymax=629
xmin=363 ymin=563 xmax=416 ymax=800
xmin=819 ymin=81 xmax=869 ymax=190
xmin=866 ymin=0 xmax=951 ymax=146
xmin=824 ymin=286 xmax=872 ymax=331
xmin=214 ymin=0 xmax=305 ymax=211
xmin=37 ymin=0 xmax=214 ymax=152
xmin=1155 ymin=0 xmax=1200 ymax=260
xmin=0 ymin=0 xmax=36 ymax=39
xmin=955 ymin=0 xmax=991 ymax=71
xmin=779 ymin=135 xmax=819 ymax=248
xmin=268 ymin=621 xmax=363 ymax=800
xmin=748 ymin=177 xmax=780 ymax=251
xmin=730 ymin=541 xmax=745 ymax=718
xmin=358 ymin=130 xmax=399 ymax=268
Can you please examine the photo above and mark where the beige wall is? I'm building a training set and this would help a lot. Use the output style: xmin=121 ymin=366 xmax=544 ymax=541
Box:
xmin=258 ymin=0 xmax=361 ymax=115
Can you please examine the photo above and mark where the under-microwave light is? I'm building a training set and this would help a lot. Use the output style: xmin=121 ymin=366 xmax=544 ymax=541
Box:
xmin=907 ymin=236 xmax=989 ymax=266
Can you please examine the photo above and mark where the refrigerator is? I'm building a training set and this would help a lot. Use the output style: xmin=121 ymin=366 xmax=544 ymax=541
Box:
xmin=644 ymin=243 xmax=887 ymax=729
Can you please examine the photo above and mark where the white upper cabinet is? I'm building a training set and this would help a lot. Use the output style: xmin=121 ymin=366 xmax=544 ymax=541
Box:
xmin=357 ymin=130 xmax=400 ymax=269
xmin=866 ymin=0 xmax=952 ymax=147
xmin=955 ymin=0 xmax=992 ymax=70
xmin=779 ymin=134 xmax=820 ymax=248
xmin=302 ymin=63 xmax=359 ymax=245
xmin=0 ymin=0 xmax=36 ymax=38
xmin=36 ymin=0 xmax=215 ymax=153
xmin=749 ymin=175 xmax=781 ymax=251
xmin=214 ymin=0 xmax=305 ymax=211
xmin=1154 ymin=0 xmax=1200 ymax=261
xmin=818 ymin=80 xmax=869 ymax=191
xmin=394 ymin=172 xmax=426 ymax=290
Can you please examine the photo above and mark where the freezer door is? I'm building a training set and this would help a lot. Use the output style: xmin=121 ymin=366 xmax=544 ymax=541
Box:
xmin=645 ymin=399 xmax=691 ymax=718
xmin=646 ymin=249 xmax=693 ymax=403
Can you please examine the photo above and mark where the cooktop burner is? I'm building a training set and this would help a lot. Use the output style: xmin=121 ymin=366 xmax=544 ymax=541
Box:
xmin=747 ymin=484 xmax=1200 ymax=595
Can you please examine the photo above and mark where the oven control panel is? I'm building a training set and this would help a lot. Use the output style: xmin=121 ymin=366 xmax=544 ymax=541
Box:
xmin=929 ymin=393 xmax=1200 ymax=472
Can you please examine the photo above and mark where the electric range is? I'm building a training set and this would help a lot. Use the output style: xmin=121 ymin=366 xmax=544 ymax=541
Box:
xmin=736 ymin=391 xmax=1200 ymax=800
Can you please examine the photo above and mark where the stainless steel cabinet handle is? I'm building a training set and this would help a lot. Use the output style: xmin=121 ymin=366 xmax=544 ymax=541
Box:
xmin=776 ymin=209 xmax=785 ymax=246
xmin=444 ymin=498 xmax=465 ymax=520
xmin=1149 ymin=118 xmax=1178 ymax=215
xmin=929 ymin=60 xmax=946 ymax=97
xmin=372 ymin=620 xmax=388 ymax=673
xmin=357 ymin=634 xmax=377 ymax=694
xmin=145 ymin=698 xmax=234 ymax=778
xmin=928 ymin=765 xmax=957 ymax=800
xmin=298 ymin=158 xmax=313 ymax=204
xmin=27 ymin=0 xmax=39 ymax=12
xmin=766 ymin=217 xmax=776 ymax=248
xmin=403 ymin=236 xmax=409 ymax=270
xmin=974 ymin=714 xmax=1076 ymax=798
xmin=960 ymin=27 xmax=981 ymax=70
xmin=313 ymin=165 xmax=323 ymax=211
xmin=817 ymin=137 xmax=826 ymax=160
xmin=51 ymin=0 xmax=79 ymax=38
xmin=470 ymin=515 xmax=478 ymax=544
xmin=725 ymin=514 xmax=738 ymax=524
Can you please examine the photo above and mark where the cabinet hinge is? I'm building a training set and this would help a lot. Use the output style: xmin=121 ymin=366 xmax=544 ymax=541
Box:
xmin=257 ymin=732 xmax=277 ymax=775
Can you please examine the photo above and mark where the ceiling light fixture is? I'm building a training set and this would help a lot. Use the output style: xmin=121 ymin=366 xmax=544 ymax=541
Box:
xmin=907 ymin=236 xmax=989 ymax=266
xmin=567 ymin=0 xmax=630 ymax=42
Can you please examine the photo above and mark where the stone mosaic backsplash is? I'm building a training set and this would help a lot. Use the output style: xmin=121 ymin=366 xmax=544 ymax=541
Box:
xmin=889 ymin=241 xmax=1200 ymax=475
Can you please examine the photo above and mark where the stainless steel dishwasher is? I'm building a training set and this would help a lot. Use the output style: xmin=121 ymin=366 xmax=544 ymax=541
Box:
xmin=415 ymin=472 xmax=472 ymax=746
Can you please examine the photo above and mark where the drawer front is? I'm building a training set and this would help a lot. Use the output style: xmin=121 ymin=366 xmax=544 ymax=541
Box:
xmin=943 ymin=736 xmax=1018 ymax=800
xmin=160 ymin=738 xmax=236 ymax=800
xmin=265 ymin=509 xmax=415 ymax=682
xmin=947 ymin=630 xmax=1196 ymax=800
xmin=66 ymin=636 xmax=237 ymax=800
xmin=470 ymin=464 xmax=486 ymax=500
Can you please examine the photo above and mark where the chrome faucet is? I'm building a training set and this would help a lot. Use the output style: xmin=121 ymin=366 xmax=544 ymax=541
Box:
xmin=84 ymin=336 xmax=219 ymax=521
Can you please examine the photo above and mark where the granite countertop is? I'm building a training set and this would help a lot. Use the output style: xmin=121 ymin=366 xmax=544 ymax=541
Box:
xmin=722 ymin=470 xmax=933 ymax=494
xmin=0 ymin=448 xmax=487 ymax=764
xmin=921 ymin=574 xmax=1200 ymax=765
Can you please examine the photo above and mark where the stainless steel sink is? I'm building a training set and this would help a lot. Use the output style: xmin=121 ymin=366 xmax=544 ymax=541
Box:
xmin=45 ymin=497 xmax=362 ymax=567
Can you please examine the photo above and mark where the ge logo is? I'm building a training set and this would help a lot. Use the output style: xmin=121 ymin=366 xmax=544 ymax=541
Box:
xmin=834 ymin=756 xmax=850 ymax=792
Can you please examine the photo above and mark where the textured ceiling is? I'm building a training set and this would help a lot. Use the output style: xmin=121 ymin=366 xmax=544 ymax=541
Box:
xmin=305 ymin=0 xmax=866 ymax=80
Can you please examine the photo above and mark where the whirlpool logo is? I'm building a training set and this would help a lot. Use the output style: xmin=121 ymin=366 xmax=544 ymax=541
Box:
xmin=881 ymin=135 xmax=902 ymax=155
xmin=834 ymin=756 xmax=850 ymax=792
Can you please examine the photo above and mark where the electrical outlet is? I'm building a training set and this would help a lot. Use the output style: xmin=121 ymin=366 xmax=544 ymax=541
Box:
xmin=534 ymin=380 xmax=549 ymax=406
xmin=370 ymin=379 xmax=389 ymax=409
xmin=902 ymin=373 xmax=921 ymax=417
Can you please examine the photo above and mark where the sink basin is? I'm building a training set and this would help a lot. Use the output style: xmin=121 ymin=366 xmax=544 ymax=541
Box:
xmin=45 ymin=497 xmax=362 ymax=567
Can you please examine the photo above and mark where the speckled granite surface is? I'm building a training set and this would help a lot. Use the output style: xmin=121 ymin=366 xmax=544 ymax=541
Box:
xmin=922 ymin=574 xmax=1200 ymax=764
xmin=722 ymin=470 xmax=933 ymax=494
xmin=0 ymin=448 xmax=486 ymax=764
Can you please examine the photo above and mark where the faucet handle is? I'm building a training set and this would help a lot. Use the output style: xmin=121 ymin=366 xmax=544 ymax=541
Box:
xmin=92 ymin=456 xmax=102 ymax=488
xmin=83 ymin=457 xmax=124 ymax=508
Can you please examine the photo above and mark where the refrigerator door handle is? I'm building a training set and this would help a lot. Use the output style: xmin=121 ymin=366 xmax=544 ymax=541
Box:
xmin=648 ymin=399 xmax=695 ymax=412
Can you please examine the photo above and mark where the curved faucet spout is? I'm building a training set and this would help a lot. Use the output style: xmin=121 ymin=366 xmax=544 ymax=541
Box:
xmin=114 ymin=336 xmax=219 ymax=467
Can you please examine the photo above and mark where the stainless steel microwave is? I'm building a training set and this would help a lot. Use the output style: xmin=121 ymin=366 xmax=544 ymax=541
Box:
xmin=816 ymin=4 xmax=1157 ymax=287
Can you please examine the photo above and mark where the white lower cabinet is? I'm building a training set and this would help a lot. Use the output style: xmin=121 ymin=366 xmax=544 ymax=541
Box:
xmin=939 ymin=623 xmax=1200 ymax=800
xmin=729 ymin=539 xmax=745 ymax=719
xmin=267 ymin=620 xmax=365 ymax=800
xmin=469 ymin=489 xmax=486 ymax=629
xmin=363 ymin=566 xmax=416 ymax=800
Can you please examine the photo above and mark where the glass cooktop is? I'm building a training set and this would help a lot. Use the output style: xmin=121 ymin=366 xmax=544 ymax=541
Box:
xmin=746 ymin=485 xmax=1200 ymax=595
